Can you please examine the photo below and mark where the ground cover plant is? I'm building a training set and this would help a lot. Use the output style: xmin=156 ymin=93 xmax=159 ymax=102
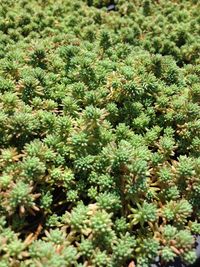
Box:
xmin=0 ymin=0 xmax=200 ymax=266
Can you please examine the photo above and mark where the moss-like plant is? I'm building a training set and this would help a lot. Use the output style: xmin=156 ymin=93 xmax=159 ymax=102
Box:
xmin=0 ymin=0 xmax=199 ymax=266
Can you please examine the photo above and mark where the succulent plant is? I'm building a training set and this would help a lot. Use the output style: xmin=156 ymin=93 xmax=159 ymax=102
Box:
xmin=0 ymin=0 xmax=199 ymax=266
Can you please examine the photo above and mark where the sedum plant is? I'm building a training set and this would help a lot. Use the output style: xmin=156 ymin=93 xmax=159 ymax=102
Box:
xmin=0 ymin=0 xmax=199 ymax=266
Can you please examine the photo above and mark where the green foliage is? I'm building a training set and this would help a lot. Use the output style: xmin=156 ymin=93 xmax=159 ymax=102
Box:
xmin=0 ymin=0 xmax=199 ymax=266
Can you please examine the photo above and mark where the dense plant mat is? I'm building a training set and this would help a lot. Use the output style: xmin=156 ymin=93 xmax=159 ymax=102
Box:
xmin=0 ymin=0 xmax=200 ymax=266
